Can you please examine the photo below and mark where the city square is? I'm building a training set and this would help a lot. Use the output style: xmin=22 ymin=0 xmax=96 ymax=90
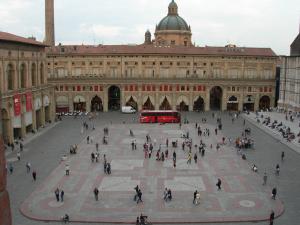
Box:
xmin=4 ymin=111 xmax=300 ymax=225
xmin=1 ymin=0 xmax=300 ymax=224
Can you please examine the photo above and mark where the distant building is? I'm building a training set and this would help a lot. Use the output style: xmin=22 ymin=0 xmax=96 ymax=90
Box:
xmin=0 ymin=32 xmax=55 ymax=144
xmin=46 ymin=0 xmax=277 ymax=113
xmin=278 ymin=29 xmax=300 ymax=111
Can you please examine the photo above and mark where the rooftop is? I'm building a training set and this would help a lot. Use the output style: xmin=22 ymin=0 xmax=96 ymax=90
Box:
xmin=0 ymin=31 xmax=47 ymax=47
xmin=47 ymin=44 xmax=277 ymax=57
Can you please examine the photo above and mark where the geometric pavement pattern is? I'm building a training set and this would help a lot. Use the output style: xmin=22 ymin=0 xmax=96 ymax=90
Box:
xmin=20 ymin=122 xmax=284 ymax=223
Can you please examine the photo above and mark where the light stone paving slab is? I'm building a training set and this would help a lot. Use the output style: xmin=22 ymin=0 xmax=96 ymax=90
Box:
xmin=111 ymin=159 xmax=144 ymax=170
xmin=164 ymin=176 xmax=206 ymax=191
xmin=99 ymin=177 xmax=140 ymax=191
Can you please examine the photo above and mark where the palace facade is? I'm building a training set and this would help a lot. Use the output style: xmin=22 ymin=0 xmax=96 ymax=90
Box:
xmin=47 ymin=0 xmax=277 ymax=113
xmin=0 ymin=32 xmax=55 ymax=144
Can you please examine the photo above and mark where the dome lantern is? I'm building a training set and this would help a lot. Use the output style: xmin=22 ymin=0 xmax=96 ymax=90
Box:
xmin=168 ymin=0 xmax=178 ymax=15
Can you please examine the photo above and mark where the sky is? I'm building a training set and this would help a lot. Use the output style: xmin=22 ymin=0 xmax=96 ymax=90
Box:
xmin=0 ymin=0 xmax=299 ymax=55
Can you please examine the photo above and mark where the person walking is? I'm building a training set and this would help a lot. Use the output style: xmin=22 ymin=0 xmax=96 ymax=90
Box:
xmin=96 ymin=143 xmax=99 ymax=152
xmin=32 ymin=170 xmax=37 ymax=181
xmin=55 ymin=188 xmax=60 ymax=202
xmin=193 ymin=190 xmax=198 ymax=204
xmin=137 ymin=190 xmax=143 ymax=204
xmin=187 ymin=152 xmax=192 ymax=164
xmin=275 ymin=164 xmax=280 ymax=176
xmin=17 ymin=152 xmax=21 ymax=161
xmin=94 ymin=188 xmax=99 ymax=201
xmin=20 ymin=142 xmax=24 ymax=152
xmin=194 ymin=153 xmax=198 ymax=163
xmin=60 ymin=190 xmax=64 ymax=202
xmin=263 ymin=172 xmax=268 ymax=185
xmin=269 ymin=210 xmax=275 ymax=225
xmin=65 ymin=164 xmax=70 ymax=176
xmin=281 ymin=151 xmax=285 ymax=162
xmin=216 ymin=178 xmax=222 ymax=190
xmin=26 ymin=162 xmax=31 ymax=173
xmin=271 ymin=187 xmax=277 ymax=200
xmin=9 ymin=163 xmax=13 ymax=174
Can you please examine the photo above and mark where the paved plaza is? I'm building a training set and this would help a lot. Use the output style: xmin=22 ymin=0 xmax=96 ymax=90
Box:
xmin=6 ymin=112 xmax=300 ymax=225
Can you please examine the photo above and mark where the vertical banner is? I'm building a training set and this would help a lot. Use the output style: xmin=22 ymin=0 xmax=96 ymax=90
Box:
xmin=25 ymin=92 xmax=33 ymax=112
xmin=13 ymin=94 xmax=21 ymax=116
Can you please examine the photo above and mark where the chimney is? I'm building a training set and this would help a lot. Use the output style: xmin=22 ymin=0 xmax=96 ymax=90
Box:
xmin=45 ymin=0 xmax=55 ymax=46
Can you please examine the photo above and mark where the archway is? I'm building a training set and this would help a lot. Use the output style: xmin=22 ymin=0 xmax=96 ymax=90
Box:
xmin=177 ymin=101 xmax=188 ymax=111
xmin=91 ymin=95 xmax=103 ymax=112
xmin=243 ymin=95 xmax=255 ymax=111
xmin=143 ymin=97 xmax=155 ymax=110
xmin=108 ymin=85 xmax=121 ymax=111
xmin=210 ymin=86 xmax=222 ymax=110
xmin=227 ymin=96 xmax=238 ymax=111
xmin=259 ymin=96 xmax=271 ymax=111
xmin=126 ymin=96 xmax=138 ymax=110
xmin=193 ymin=96 xmax=205 ymax=112
xmin=1 ymin=109 xmax=10 ymax=144
xmin=56 ymin=96 xmax=69 ymax=113
xmin=159 ymin=97 xmax=171 ymax=110
xmin=73 ymin=95 xmax=86 ymax=112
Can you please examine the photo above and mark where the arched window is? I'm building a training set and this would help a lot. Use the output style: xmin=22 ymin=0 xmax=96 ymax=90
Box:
xmin=31 ymin=63 xmax=37 ymax=86
xmin=20 ymin=63 xmax=27 ymax=88
xmin=40 ymin=63 xmax=44 ymax=85
xmin=6 ymin=64 xmax=14 ymax=90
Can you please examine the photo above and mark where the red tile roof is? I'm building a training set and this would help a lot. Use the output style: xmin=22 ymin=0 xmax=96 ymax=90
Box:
xmin=0 ymin=31 xmax=47 ymax=47
xmin=47 ymin=44 xmax=277 ymax=57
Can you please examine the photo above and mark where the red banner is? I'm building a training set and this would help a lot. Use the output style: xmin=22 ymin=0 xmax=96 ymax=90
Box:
xmin=13 ymin=94 xmax=21 ymax=116
xmin=25 ymin=92 xmax=32 ymax=112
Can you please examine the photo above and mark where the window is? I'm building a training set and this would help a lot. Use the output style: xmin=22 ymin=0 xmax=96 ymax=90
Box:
xmin=40 ymin=63 xmax=45 ymax=85
xmin=248 ymin=87 xmax=252 ymax=92
xmin=31 ymin=63 xmax=37 ymax=86
xmin=6 ymin=64 xmax=14 ymax=90
xmin=171 ymin=40 xmax=175 ymax=45
xmin=20 ymin=64 xmax=26 ymax=88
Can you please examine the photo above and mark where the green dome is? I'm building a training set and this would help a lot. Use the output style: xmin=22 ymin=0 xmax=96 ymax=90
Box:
xmin=157 ymin=15 xmax=190 ymax=31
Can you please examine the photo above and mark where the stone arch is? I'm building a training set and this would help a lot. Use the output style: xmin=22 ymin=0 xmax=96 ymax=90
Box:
xmin=56 ymin=95 xmax=69 ymax=113
xmin=243 ymin=95 xmax=255 ymax=111
xmin=143 ymin=96 xmax=155 ymax=110
xmin=159 ymin=95 xmax=172 ymax=110
xmin=125 ymin=96 xmax=138 ymax=110
xmin=31 ymin=63 xmax=37 ymax=87
xmin=1 ymin=108 xmax=10 ymax=144
xmin=227 ymin=95 xmax=238 ymax=111
xmin=91 ymin=95 xmax=103 ymax=112
xmin=6 ymin=63 xmax=15 ymax=90
xmin=193 ymin=96 xmax=205 ymax=112
xmin=73 ymin=95 xmax=86 ymax=111
xmin=176 ymin=95 xmax=189 ymax=111
xmin=20 ymin=63 xmax=27 ymax=88
xmin=259 ymin=95 xmax=271 ymax=110
xmin=108 ymin=85 xmax=121 ymax=111
xmin=210 ymin=86 xmax=223 ymax=110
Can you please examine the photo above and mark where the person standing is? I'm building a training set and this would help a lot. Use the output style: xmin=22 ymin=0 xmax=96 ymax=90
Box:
xmin=137 ymin=190 xmax=143 ymax=204
xmin=9 ymin=163 xmax=13 ymax=174
xmin=55 ymin=188 xmax=60 ymax=202
xmin=216 ymin=178 xmax=222 ymax=190
xmin=275 ymin=164 xmax=280 ymax=176
xmin=263 ymin=172 xmax=268 ymax=185
xmin=187 ymin=152 xmax=192 ymax=164
xmin=32 ymin=170 xmax=37 ymax=181
xmin=269 ymin=210 xmax=275 ymax=225
xmin=60 ymin=190 xmax=64 ymax=202
xmin=94 ymin=188 xmax=99 ymax=201
xmin=96 ymin=143 xmax=99 ymax=152
xmin=272 ymin=187 xmax=277 ymax=200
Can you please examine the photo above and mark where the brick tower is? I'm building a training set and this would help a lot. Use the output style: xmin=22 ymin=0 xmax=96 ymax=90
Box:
xmin=0 ymin=95 xmax=12 ymax=225
xmin=45 ymin=0 xmax=55 ymax=46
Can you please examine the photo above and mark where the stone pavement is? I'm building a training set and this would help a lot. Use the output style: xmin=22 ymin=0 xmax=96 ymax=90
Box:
xmin=19 ymin=122 xmax=283 ymax=223
xmin=243 ymin=111 xmax=300 ymax=153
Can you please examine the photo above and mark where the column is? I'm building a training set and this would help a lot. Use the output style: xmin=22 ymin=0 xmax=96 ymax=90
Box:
xmin=205 ymin=90 xmax=210 ymax=111
xmin=103 ymin=86 xmax=108 ymax=112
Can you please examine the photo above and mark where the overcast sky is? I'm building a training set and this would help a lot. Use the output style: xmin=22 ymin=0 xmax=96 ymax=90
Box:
xmin=0 ymin=0 xmax=299 ymax=55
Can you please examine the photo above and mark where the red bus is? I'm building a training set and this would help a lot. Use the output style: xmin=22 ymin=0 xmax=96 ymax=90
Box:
xmin=140 ymin=110 xmax=181 ymax=123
